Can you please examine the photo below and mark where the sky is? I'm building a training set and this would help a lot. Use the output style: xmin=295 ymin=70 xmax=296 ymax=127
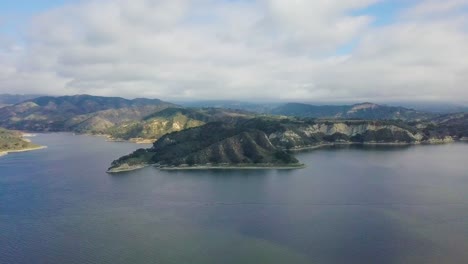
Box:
xmin=0 ymin=0 xmax=467 ymax=103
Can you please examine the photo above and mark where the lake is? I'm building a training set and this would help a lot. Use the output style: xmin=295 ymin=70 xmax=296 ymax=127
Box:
xmin=1 ymin=133 xmax=467 ymax=264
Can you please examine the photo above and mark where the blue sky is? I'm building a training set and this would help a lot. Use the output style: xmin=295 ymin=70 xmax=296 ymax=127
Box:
xmin=354 ymin=0 xmax=413 ymax=26
xmin=0 ymin=0 xmax=74 ymax=12
xmin=0 ymin=0 xmax=74 ymax=38
xmin=335 ymin=0 xmax=415 ymax=55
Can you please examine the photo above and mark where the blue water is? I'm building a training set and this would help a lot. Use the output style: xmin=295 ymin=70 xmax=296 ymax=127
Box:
xmin=1 ymin=133 xmax=468 ymax=264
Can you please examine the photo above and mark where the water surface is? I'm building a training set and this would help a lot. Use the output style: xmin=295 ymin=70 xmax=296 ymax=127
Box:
xmin=1 ymin=133 xmax=468 ymax=264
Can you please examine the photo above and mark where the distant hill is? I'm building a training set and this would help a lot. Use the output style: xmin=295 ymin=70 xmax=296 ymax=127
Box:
xmin=0 ymin=94 xmax=42 ymax=108
xmin=106 ymin=107 xmax=256 ymax=142
xmin=177 ymin=100 xmax=278 ymax=113
xmin=270 ymin=102 xmax=434 ymax=120
xmin=421 ymin=113 xmax=468 ymax=139
xmin=178 ymin=101 xmax=445 ymax=121
xmin=0 ymin=95 xmax=176 ymax=132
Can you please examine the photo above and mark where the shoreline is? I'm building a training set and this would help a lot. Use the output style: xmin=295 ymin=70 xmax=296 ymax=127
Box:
xmin=107 ymin=164 xmax=149 ymax=174
xmin=107 ymin=163 xmax=305 ymax=173
xmin=106 ymin=140 xmax=464 ymax=174
xmin=290 ymin=142 xmax=414 ymax=152
xmin=288 ymin=141 xmax=457 ymax=152
xmin=102 ymin=134 xmax=155 ymax=144
xmin=159 ymin=164 xmax=306 ymax=171
xmin=0 ymin=145 xmax=47 ymax=157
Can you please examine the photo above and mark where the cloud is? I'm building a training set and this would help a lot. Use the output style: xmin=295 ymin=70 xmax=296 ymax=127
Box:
xmin=0 ymin=0 xmax=467 ymax=103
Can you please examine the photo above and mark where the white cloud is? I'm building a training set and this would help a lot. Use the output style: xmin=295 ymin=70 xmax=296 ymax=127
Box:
xmin=0 ymin=0 xmax=467 ymax=103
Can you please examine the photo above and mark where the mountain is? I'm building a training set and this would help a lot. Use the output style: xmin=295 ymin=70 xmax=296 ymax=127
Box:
xmin=108 ymin=116 xmax=463 ymax=172
xmin=106 ymin=107 xmax=255 ymax=143
xmin=0 ymin=94 xmax=42 ymax=108
xmin=0 ymin=128 xmax=43 ymax=155
xmin=0 ymin=95 xmax=175 ymax=132
xmin=176 ymin=100 xmax=279 ymax=113
xmin=270 ymin=102 xmax=434 ymax=120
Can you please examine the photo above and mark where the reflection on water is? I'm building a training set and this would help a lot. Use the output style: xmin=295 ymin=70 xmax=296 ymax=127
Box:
xmin=1 ymin=133 xmax=468 ymax=264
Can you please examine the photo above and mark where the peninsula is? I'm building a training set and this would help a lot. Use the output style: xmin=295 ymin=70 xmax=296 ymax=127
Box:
xmin=0 ymin=128 xmax=45 ymax=156
xmin=108 ymin=114 xmax=468 ymax=173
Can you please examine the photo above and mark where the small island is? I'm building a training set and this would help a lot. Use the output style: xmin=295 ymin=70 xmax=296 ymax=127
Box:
xmin=0 ymin=128 xmax=46 ymax=157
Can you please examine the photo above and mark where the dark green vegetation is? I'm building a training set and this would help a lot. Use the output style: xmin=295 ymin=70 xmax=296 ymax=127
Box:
xmin=270 ymin=102 xmax=433 ymax=120
xmin=0 ymin=128 xmax=41 ymax=152
xmin=109 ymin=115 xmax=467 ymax=172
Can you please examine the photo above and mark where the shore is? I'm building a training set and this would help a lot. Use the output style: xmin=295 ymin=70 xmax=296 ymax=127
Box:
xmin=159 ymin=164 xmax=306 ymax=170
xmin=0 ymin=145 xmax=47 ymax=157
xmin=103 ymin=135 xmax=155 ymax=144
xmin=108 ymin=163 xmax=305 ymax=173
xmin=106 ymin=140 xmax=464 ymax=174
xmin=288 ymin=140 xmax=457 ymax=152
xmin=107 ymin=164 xmax=149 ymax=173
xmin=290 ymin=142 xmax=411 ymax=152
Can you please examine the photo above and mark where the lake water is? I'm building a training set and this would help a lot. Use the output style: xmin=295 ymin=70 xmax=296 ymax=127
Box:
xmin=1 ymin=133 xmax=468 ymax=264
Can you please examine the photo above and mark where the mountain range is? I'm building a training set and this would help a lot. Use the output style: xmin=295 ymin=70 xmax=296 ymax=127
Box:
xmin=0 ymin=95 xmax=445 ymax=136
xmin=0 ymin=95 xmax=175 ymax=132
xmin=269 ymin=102 xmax=434 ymax=120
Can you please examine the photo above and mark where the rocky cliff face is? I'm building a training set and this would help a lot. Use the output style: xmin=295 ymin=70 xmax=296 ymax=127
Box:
xmin=267 ymin=121 xmax=425 ymax=149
